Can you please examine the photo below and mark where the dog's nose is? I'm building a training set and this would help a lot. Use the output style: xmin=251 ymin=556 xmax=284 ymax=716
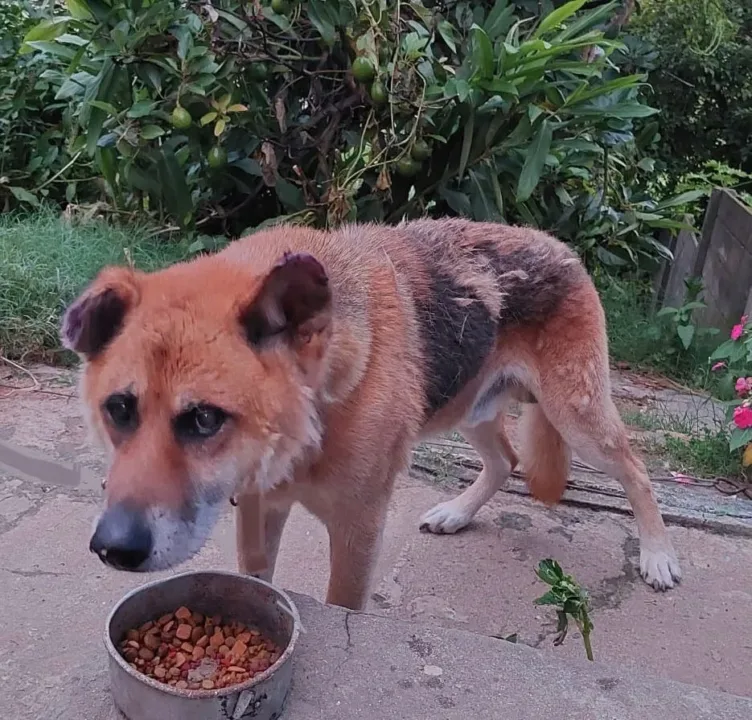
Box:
xmin=90 ymin=504 xmax=152 ymax=571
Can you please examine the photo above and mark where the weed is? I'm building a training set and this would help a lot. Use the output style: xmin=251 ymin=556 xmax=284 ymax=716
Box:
xmin=598 ymin=276 xmax=715 ymax=388
xmin=655 ymin=277 xmax=719 ymax=355
xmin=534 ymin=559 xmax=594 ymax=662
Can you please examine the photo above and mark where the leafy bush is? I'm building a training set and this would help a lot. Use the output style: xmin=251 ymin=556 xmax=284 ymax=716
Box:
xmin=628 ymin=0 xmax=752 ymax=178
xmin=0 ymin=1 xmax=90 ymax=209
xmin=16 ymin=0 xmax=694 ymax=271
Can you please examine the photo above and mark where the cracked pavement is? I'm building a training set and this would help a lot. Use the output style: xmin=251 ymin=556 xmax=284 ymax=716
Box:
xmin=1 ymin=365 xmax=752 ymax=719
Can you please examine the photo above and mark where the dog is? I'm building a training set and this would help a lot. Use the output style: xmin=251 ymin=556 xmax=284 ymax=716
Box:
xmin=62 ymin=218 xmax=681 ymax=610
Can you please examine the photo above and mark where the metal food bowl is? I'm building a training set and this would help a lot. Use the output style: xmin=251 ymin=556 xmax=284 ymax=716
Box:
xmin=105 ymin=570 xmax=301 ymax=720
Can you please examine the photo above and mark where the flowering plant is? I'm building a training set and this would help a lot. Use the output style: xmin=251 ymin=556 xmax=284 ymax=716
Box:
xmin=710 ymin=315 xmax=752 ymax=466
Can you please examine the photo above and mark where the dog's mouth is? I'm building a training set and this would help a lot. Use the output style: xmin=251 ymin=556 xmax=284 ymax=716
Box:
xmin=89 ymin=496 xmax=226 ymax=572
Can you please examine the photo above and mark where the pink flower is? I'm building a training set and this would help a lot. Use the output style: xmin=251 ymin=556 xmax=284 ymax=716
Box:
xmin=711 ymin=361 xmax=726 ymax=371
xmin=733 ymin=405 xmax=752 ymax=429
xmin=736 ymin=377 xmax=752 ymax=396
xmin=731 ymin=315 xmax=749 ymax=341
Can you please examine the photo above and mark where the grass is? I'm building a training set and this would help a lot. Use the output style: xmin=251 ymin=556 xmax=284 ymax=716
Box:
xmin=0 ymin=209 xmax=199 ymax=360
xmin=662 ymin=430 xmax=741 ymax=479
xmin=621 ymin=406 xmax=739 ymax=479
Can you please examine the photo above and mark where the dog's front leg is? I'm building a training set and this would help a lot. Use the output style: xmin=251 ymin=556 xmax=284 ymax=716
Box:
xmin=325 ymin=503 xmax=388 ymax=611
xmin=235 ymin=492 xmax=291 ymax=583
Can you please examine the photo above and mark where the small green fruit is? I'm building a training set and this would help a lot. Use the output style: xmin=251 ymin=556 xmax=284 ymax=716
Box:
xmin=411 ymin=139 xmax=432 ymax=161
xmin=370 ymin=80 xmax=387 ymax=106
xmin=171 ymin=106 xmax=192 ymax=130
xmin=352 ymin=56 xmax=376 ymax=83
xmin=396 ymin=156 xmax=421 ymax=177
xmin=271 ymin=0 xmax=290 ymax=15
xmin=248 ymin=62 xmax=268 ymax=81
xmin=207 ymin=146 xmax=227 ymax=169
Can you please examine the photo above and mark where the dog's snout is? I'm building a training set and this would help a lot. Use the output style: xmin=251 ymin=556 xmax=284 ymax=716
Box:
xmin=90 ymin=504 xmax=152 ymax=571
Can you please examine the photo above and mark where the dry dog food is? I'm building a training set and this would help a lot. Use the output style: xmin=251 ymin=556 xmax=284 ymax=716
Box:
xmin=119 ymin=606 xmax=283 ymax=691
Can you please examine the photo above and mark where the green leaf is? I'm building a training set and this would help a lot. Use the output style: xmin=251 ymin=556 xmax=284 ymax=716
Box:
xmin=676 ymin=324 xmax=695 ymax=350
xmin=458 ymin=110 xmax=475 ymax=182
xmin=534 ymin=589 xmax=561 ymax=606
xmin=484 ymin=0 xmax=515 ymax=41
xmin=438 ymin=20 xmax=458 ymax=53
xmin=88 ymin=100 xmax=118 ymax=116
xmin=308 ymin=0 xmax=339 ymax=46
xmin=9 ymin=186 xmax=40 ymax=207
xmin=275 ymin=178 xmax=305 ymax=212
xmin=24 ymin=40 xmax=77 ymax=59
xmin=171 ymin=25 xmax=193 ymax=62
xmin=535 ymin=0 xmax=589 ymax=37
xmin=654 ymin=190 xmax=706 ymax=211
xmin=489 ymin=168 xmax=505 ymax=218
xmin=709 ymin=340 xmax=736 ymax=361
xmin=556 ymin=1 xmax=617 ymax=41
xmin=96 ymin=146 xmax=118 ymax=198
xmin=157 ymin=148 xmax=193 ymax=227
xmin=517 ymin=118 xmax=553 ymax=202
xmin=563 ymin=74 xmax=646 ymax=108
xmin=127 ymin=100 xmax=157 ymax=118
xmin=536 ymin=559 xmax=564 ymax=586
xmin=20 ymin=18 xmax=70 ymax=54
xmin=85 ymin=59 xmax=120 ymax=157
xmin=656 ymin=307 xmax=678 ymax=318
xmin=200 ymin=112 xmax=218 ymax=126
xmin=439 ymin=187 xmax=473 ymax=216
xmin=730 ymin=428 xmax=752 ymax=452
xmin=570 ymin=103 xmax=660 ymax=119
xmin=141 ymin=125 xmax=165 ymax=140
xmin=470 ymin=25 xmax=494 ymax=81
xmin=66 ymin=0 xmax=93 ymax=20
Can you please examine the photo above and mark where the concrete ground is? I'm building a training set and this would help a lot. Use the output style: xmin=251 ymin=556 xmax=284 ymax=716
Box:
xmin=1 ymin=365 xmax=752 ymax=717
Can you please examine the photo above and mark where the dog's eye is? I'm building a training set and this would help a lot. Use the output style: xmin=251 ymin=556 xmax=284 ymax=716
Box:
xmin=175 ymin=405 xmax=227 ymax=441
xmin=103 ymin=393 xmax=138 ymax=430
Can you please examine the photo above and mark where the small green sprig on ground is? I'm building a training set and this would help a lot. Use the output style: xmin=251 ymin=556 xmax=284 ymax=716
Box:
xmin=534 ymin=559 xmax=594 ymax=662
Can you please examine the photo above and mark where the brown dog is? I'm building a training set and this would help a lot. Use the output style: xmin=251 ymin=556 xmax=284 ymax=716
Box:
xmin=62 ymin=218 xmax=681 ymax=610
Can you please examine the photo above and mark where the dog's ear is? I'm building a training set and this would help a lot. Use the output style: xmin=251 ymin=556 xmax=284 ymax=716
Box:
xmin=61 ymin=267 xmax=140 ymax=357
xmin=240 ymin=252 xmax=331 ymax=346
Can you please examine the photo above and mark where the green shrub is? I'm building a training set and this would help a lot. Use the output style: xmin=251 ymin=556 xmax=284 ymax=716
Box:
xmin=14 ymin=0 xmax=695 ymax=271
xmin=0 ymin=1 xmax=92 ymax=210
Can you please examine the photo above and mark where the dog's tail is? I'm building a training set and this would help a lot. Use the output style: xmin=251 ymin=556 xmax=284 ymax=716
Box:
xmin=518 ymin=404 xmax=571 ymax=505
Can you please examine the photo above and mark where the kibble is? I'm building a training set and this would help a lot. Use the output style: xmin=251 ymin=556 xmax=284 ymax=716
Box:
xmin=118 ymin=605 xmax=282 ymax=692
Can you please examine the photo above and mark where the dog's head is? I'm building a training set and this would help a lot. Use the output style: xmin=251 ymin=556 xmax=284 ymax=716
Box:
xmin=62 ymin=252 xmax=331 ymax=572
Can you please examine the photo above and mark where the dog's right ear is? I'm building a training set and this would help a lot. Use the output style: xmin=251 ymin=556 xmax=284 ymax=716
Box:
xmin=61 ymin=267 xmax=140 ymax=358
xmin=239 ymin=252 xmax=331 ymax=347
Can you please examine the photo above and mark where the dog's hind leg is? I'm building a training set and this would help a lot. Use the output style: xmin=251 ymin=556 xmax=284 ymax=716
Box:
xmin=420 ymin=416 xmax=518 ymax=534
xmin=543 ymin=395 xmax=681 ymax=590
xmin=528 ymin=358 xmax=682 ymax=591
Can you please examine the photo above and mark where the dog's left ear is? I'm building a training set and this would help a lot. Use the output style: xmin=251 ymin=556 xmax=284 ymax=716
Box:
xmin=240 ymin=252 xmax=331 ymax=346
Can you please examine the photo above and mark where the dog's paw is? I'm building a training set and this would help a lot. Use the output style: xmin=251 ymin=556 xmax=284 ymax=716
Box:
xmin=640 ymin=548 xmax=682 ymax=591
xmin=419 ymin=501 xmax=472 ymax=535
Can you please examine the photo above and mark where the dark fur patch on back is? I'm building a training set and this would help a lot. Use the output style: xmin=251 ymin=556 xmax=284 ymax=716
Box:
xmin=413 ymin=272 xmax=496 ymax=417
xmin=477 ymin=241 xmax=580 ymax=327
